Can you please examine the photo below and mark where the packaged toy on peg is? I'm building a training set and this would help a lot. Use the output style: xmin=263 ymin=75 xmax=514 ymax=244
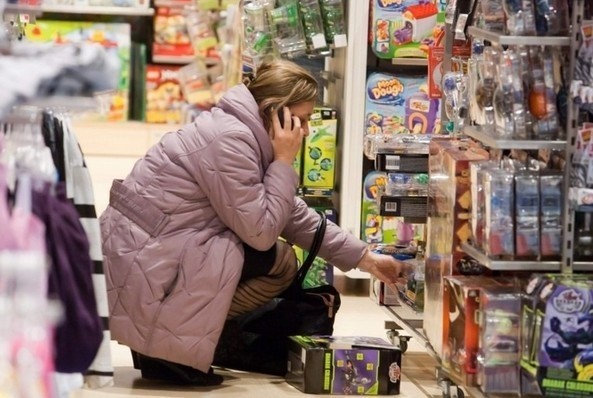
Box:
xmin=318 ymin=0 xmax=347 ymax=48
xmin=493 ymin=49 xmax=527 ymax=139
xmin=442 ymin=70 xmax=468 ymax=134
xmin=242 ymin=0 xmax=275 ymax=68
xmin=502 ymin=0 xmax=536 ymax=35
xmin=527 ymin=47 xmax=561 ymax=140
xmin=297 ymin=0 xmax=328 ymax=51
xmin=268 ymin=0 xmax=307 ymax=56
xmin=533 ymin=0 xmax=569 ymax=36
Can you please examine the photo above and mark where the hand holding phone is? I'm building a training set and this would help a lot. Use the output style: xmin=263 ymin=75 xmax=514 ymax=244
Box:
xmin=271 ymin=106 xmax=304 ymax=166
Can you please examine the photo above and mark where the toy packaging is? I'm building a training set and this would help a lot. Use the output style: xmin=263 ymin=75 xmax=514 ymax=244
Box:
xmin=370 ymin=0 xmax=445 ymax=59
xmin=477 ymin=286 xmax=522 ymax=394
xmin=365 ymin=73 xmax=441 ymax=138
xmin=520 ymin=275 xmax=593 ymax=397
xmin=145 ymin=65 xmax=187 ymax=124
xmin=153 ymin=7 xmax=195 ymax=59
xmin=483 ymin=169 xmax=515 ymax=258
xmin=302 ymin=107 xmax=337 ymax=194
xmin=25 ymin=20 xmax=131 ymax=122
xmin=319 ymin=0 xmax=347 ymax=48
xmin=298 ymin=0 xmax=328 ymax=51
xmin=540 ymin=173 xmax=563 ymax=259
xmin=515 ymin=172 xmax=540 ymax=259
xmin=269 ymin=0 xmax=308 ymax=56
xmin=424 ymin=138 xmax=490 ymax=358
xmin=370 ymin=274 xmax=400 ymax=306
xmin=286 ymin=336 xmax=402 ymax=395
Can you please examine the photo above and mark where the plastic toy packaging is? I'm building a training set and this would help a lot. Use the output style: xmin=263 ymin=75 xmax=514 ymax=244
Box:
xmin=297 ymin=0 xmax=328 ymax=51
xmin=494 ymin=49 xmax=526 ymax=139
xmin=242 ymin=0 xmax=275 ymax=64
xmin=318 ymin=0 xmax=347 ymax=48
xmin=472 ymin=46 xmax=498 ymax=132
xmin=477 ymin=0 xmax=505 ymax=31
xmin=386 ymin=173 xmax=429 ymax=196
xmin=484 ymin=169 xmax=514 ymax=258
xmin=268 ymin=0 xmax=307 ymax=56
xmin=540 ymin=174 xmax=563 ymax=259
xmin=502 ymin=0 xmax=536 ymax=35
xmin=514 ymin=172 xmax=540 ymax=259
xmin=363 ymin=133 xmax=431 ymax=160
xmin=185 ymin=6 xmax=219 ymax=60
xmin=442 ymin=71 xmax=468 ymax=134
xmin=477 ymin=288 xmax=521 ymax=394
xmin=528 ymin=47 xmax=560 ymax=140
xmin=533 ymin=0 xmax=570 ymax=36
xmin=178 ymin=61 xmax=215 ymax=108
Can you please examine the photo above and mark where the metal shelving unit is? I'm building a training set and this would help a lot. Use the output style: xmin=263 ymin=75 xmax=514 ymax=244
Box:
xmin=381 ymin=304 xmax=435 ymax=357
xmin=463 ymin=125 xmax=567 ymax=150
xmin=392 ymin=58 xmax=428 ymax=66
xmin=467 ymin=26 xmax=571 ymax=47
xmin=38 ymin=4 xmax=154 ymax=16
xmin=461 ymin=243 xmax=562 ymax=272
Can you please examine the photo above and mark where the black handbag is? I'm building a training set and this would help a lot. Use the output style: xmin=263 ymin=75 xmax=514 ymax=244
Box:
xmin=213 ymin=211 xmax=341 ymax=375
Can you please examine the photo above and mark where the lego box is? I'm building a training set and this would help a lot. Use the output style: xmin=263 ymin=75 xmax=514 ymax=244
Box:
xmin=145 ymin=65 xmax=186 ymax=124
xmin=286 ymin=336 xmax=402 ymax=395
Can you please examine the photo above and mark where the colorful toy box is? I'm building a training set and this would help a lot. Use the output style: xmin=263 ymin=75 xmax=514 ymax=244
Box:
xmin=370 ymin=0 xmax=445 ymax=59
xmin=153 ymin=7 xmax=195 ymax=60
xmin=303 ymin=107 xmax=338 ymax=194
xmin=520 ymin=275 xmax=593 ymax=397
xmin=424 ymin=138 xmax=490 ymax=358
xmin=365 ymin=73 xmax=441 ymax=138
xmin=286 ymin=336 xmax=402 ymax=395
xmin=145 ymin=65 xmax=186 ymax=124
xmin=25 ymin=20 xmax=131 ymax=122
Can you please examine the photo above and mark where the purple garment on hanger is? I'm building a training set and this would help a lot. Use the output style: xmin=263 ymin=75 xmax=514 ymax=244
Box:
xmin=32 ymin=182 xmax=102 ymax=373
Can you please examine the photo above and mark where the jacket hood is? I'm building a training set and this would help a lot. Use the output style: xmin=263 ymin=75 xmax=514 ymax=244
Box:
xmin=217 ymin=84 xmax=274 ymax=169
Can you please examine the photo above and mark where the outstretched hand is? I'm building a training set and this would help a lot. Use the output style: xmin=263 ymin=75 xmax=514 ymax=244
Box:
xmin=356 ymin=250 xmax=411 ymax=290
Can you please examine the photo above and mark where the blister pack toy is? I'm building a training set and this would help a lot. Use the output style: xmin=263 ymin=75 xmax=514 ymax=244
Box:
xmin=365 ymin=72 xmax=441 ymax=138
xmin=483 ymin=169 xmax=514 ymax=258
xmin=370 ymin=0 xmax=445 ymax=59
xmin=540 ymin=173 xmax=563 ymax=259
xmin=319 ymin=0 xmax=347 ymax=48
xmin=269 ymin=0 xmax=307 ymax=56
xmin=298 ymin=0 xmax=328 ymax=51
xmin=515 ymin=172 xmax=540 ymax=259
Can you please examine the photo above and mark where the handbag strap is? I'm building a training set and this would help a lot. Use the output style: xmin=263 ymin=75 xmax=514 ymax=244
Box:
xmin=296 ymin=211 xmax=327 ymax=286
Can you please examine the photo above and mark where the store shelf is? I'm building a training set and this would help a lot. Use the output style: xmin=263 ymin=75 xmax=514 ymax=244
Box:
xmin=461 ymin=243 xmax=562 ymax=271
xmin=39 ymin=4 xmax=154 ymax=16
xmin=391 ymin=58 xmax=428 ymax=66
xmin=574 ymin=262 xmax=593 ymax=271
xmin=464 ymin=125 xmax=567 ymax=150
xmin=467 ymin=26 xmax=571 ymax=46
xmin=153 ymin=55 xmax=194 ymax=64
xmin=382 ymin=304 xmax=437 ymax=358
xmin=3 ymin=3 xmax=43 ymax=15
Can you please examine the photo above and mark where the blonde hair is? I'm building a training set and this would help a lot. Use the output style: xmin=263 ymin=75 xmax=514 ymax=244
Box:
xmin=245 ymin=59 xmax=319 ymax=130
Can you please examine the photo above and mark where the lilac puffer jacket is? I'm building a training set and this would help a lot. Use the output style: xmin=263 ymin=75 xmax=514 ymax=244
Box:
xmin=99 ymin=84 xmax=367 ymax=372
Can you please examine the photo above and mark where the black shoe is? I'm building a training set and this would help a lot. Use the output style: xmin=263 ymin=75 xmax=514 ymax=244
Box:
xmin=137 ymin=354 xmax=223 ymax=386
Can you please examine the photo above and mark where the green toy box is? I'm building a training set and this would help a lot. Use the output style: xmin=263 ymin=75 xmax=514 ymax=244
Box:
xmin=286 ymin=336 xmax=402 ymax=395
xmin=303 ymin=107 xmax=338 ymax=193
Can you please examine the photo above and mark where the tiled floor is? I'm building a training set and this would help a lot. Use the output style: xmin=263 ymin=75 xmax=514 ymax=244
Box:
xmin=73 ymin=121 xmax=440 ymax=397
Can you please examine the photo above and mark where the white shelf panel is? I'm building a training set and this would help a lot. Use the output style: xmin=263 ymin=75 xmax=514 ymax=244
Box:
xmin=39 ymin=4 xmax=154 ymax=15
xmin=391 ymin=58 xmax=428 ymax=66
xmin=462 ymin=243 xmax=562 ymax=271
xmin=467 ymin=26 xmax=571 ymax=46
xmin=574 ymin=262 xmax=593 ymax=271
xmin=153 ymin=55 xmax=194 ymax=64
xmin=464 ymin=125 xmax=567 ymax=150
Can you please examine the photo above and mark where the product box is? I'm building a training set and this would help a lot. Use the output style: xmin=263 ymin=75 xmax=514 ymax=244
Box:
xmin=145 ymin=65 xmax=187 ymax=124
xmin=478 ymin=285 xmax=522 ymax=395
xmin=370 ymin=0 xmax=445 ymax=59
xmin=153 ymin=7 xmax=195 ymax=60
xmin=424 ymin=138 xmax=490 ymax=358
xmin=365 ymin=73 xmax=441 ymax=137
xmin=286 ymin=336 xmax=402 ymax=395
xmin=370 ymin=274 xmax=400 ymax=306
xmin=302 ymin=107 xmax=338 ymax=193
xmin=25 ymin=20 xmax=131 ymax=122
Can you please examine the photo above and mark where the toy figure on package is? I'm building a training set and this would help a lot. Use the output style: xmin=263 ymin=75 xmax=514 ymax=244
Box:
xmin=386 ymin=173 xmax=429 ymax=196
xmin=442 ymin=71 xmax=468 ymax=134
xmin=484 ymin=169 xmax=514 ymax=258
xmin=515 ymin=173 xmax=540 ymax=259
xmin=528 ymin=47 xmax=561 ymax=141
xmin=365 ymin=72 xmax=441 ymax=138
xmin=268 ymin=0 xmax=307 ymax=56
xmin=318 ymin=0 xmax=347 ymax=48
xmin=370 ymin=0 xmax=444 ymax=59
xmin=298 ymin=0 xmax=328 ymax=51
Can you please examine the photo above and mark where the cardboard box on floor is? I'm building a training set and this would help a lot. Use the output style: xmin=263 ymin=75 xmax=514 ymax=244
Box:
xmin=286 ymin=336 xmax=402 ymax=395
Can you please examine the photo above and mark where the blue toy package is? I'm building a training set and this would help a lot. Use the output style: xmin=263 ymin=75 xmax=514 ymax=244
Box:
xmin=484 ymin=169 xmax=514 ymax=258
xmin=365 ymin=72 xmax=441 ymax=138
xmin=515 ymin=173 xmax=540 ymax=259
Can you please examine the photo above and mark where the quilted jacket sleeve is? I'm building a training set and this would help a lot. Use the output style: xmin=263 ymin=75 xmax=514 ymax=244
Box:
xmin=282 ymin=197 xmax=368 ymax=272
xmin=194 ymin=131 xmax=298 ymax=251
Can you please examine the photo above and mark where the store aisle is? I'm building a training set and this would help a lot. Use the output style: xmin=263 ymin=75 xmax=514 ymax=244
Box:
xmin=74 ymin=125 xmax=440 ymax=397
